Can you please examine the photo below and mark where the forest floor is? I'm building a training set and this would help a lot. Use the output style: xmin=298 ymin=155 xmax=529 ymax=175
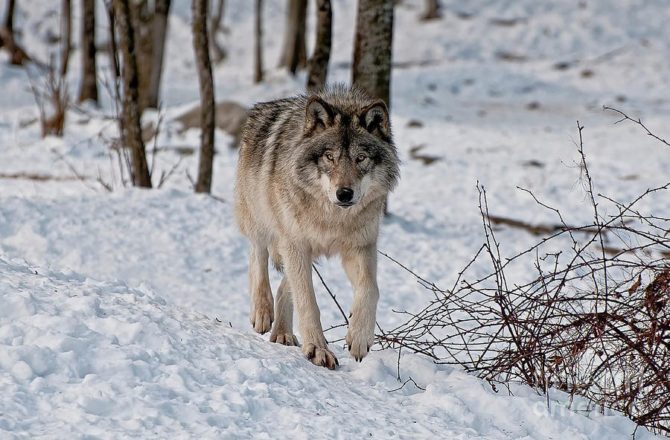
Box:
xmin=1 ymin=0 xmax=669 ymax=438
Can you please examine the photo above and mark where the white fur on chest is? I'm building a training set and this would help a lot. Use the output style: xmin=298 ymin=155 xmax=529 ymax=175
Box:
xmin=279 ymin=200 xmax=380 ymax=257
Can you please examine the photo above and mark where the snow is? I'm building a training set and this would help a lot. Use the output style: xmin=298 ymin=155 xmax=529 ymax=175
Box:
xmin=0 ymin=255 xmax=659 ymax=438
xmin=1 ymin=0 xmax=669 ymax=438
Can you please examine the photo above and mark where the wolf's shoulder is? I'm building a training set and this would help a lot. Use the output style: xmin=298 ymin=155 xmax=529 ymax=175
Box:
xmin=240 ymin=96 xmax=307 ymax=160
xmin=247 ymin=96 xmax=306 ymax=121
xmin=243 ymin=96 xmax=305 ymax=141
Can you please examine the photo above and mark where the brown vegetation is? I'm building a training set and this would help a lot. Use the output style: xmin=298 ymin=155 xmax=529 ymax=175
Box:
xmin=376 ymin=120 xmax=670 ymax=434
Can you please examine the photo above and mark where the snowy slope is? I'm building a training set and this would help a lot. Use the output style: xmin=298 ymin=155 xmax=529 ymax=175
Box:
xmin=0 ymin=255 xmax=659 ymax=439
xmin=1 ymin=0 xmax=669 ymax=438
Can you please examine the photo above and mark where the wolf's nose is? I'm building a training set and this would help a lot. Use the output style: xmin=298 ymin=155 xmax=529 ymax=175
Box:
xmin=336 ymin=187 xmax=354 ymax=203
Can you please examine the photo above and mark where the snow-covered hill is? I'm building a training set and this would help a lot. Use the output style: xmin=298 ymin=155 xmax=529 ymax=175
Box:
xmin=0 ymin=254 xmax=659 ymax=439
xmin=1 ymin=0 xmax=669 ymax=438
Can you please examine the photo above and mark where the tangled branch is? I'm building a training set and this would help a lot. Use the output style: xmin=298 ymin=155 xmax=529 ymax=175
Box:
xmin=378 ymin=113 xmax=670 ymax=434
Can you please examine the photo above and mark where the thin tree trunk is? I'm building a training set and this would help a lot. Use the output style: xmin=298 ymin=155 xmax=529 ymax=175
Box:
xmin=147 ymin=0 xmax=170 ymax=108
xmin=131 ymin=1 xmax=151 ymax=112
xmin=192 ymin=0 xmax=216 ymax=194
xmin=78 ymin=0 xmax=98 ymax=103
xmin=253 ymin=0 xmax=263 ymax=83
xmin=60 ymin=0 xmax=71 ymax=77
xmin=0 ymin=0 xmax=29 ymax=65
xmin=420 ymin=0 xmax=441 ymax=20
xmin=3 ymin=0 xmax=14 ymax=31
xmin=306 ymin=0 xmax=331 ymax=91
xmin=107 ymin=4 xmax=120 ymax=80
xmin=123 ymin=1 xmax=169 ymax=110
xmin=113 ymin=0 xmax=152 ymax=188
xmin=278 ymin=0 xmax=306 ymax=74
xmin=209 ymin=0 xmax=226 ymax=62
xmin=352 ymin=0 xmax=394 ymax=107
xmin=352 ymin=0 xmax=393 ymax=214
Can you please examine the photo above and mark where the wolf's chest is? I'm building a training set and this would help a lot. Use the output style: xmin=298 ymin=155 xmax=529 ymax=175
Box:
xmin=294 ymin=212 xmax=378 ymax=257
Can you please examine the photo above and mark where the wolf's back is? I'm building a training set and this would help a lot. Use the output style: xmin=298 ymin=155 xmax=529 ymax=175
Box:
xmin=240 ymin=97 xmax=303 ymax=161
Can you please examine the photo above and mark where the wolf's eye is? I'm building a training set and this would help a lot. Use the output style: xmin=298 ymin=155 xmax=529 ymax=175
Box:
xmin=356 ymin=153 xmax=368 ymax=163
xmin=324 ymin=152 xmax=334 ymax=161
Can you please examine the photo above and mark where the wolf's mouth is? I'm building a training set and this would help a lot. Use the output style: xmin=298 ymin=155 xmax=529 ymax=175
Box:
xmin=335 ymin=202 xmax=354 ymax=208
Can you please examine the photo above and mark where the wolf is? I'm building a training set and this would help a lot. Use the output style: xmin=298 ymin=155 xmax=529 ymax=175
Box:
xmin=234 ymin=85 xmax=399 ymax=369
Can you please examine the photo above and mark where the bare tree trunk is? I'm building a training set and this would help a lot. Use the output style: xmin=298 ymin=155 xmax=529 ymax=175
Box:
xmin=3 ymin=0 xmax=14 ymax=30
xmin=278 ymin=0 xmax=306 ymax=74
xmin=0 ymin=0 xmax=30 ymax=65
xmin=253 ymin=0 xmax=263 ymax=83
xmin=107 ymin=4 xmax=120 ymax=80
xmin=60 ymin=0 xmax=71 ymax=77
xmin=352 ymin=0 xmax=394 ymax=107
xmin=113 ymin=0 xmax=152 ymax=188
xmin=147 ymin=0 xmax=170 ymax=108
xmin=306 ymin=0 xmax=331 ymax=91
xmin=78 ymin=0 xmax=98 ymax=103
xmin=124 ymin=1 xmax=170 ymax=111
xmin=209 ymin=0 xmax=226 ymax=62
xmin=192 ymin=0 xmax=216 ymax=194
xmin=420 ymin=0 xmax=441 ymax=20
xmin=130 ymin=2 xmax=151 ymax=111
xmin=352 ymin=0 xmax=393 ymax=213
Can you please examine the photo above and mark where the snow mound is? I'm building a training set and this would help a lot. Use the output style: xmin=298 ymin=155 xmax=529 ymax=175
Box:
xmin=0 ymin=256 xmax=659 ymax=439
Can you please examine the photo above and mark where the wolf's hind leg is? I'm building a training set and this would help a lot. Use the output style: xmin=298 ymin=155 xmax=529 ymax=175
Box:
xmin=270 ymin=277 xmax=298 ymax=346
xmin=342 ymin=245 xmax=379 ymax=361
xmin=249 ymin=242 xmax=274 ymax=334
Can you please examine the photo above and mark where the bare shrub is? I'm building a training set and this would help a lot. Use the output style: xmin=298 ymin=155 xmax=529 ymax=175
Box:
xmin=29 ymin=60 xmax=69 ymax=137
xmin=378 ymin=116 xmax=670 ymax=434
xmin=97 ymin=73 xmax=179 ymax=191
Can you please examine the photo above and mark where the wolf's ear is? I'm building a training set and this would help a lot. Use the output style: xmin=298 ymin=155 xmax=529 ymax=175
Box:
xmin=360 ymin=101 xmax=390 ymax=140
xmin=305 ymin=96 xmax=334 ymax=135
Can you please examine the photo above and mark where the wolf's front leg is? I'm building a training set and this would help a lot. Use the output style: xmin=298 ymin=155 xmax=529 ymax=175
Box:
xmin=248 ymin=242 xmax=274 ymax=334
xmin=342 ymin=245 xmax=379 ymax=361
xmin=270 ymin=277 xmax=298 ymax=346
xmin=282 ymin=242 xmax=338 ymax=369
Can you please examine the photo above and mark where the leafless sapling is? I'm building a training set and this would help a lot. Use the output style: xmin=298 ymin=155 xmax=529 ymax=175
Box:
xmin=278 ymin=0 xmax=307 ymax=74
xmin=306 ymin=0 xmax=331 ymax=91
xmin=192 ymin=0 xmax=216 ymax=193
xmin=78 ymin=0 xmax=98 ymax=103
xmin=254 ymin=0 xmax=263 ymax=83
xmin=113 ymin=0 xmax=152 ymax=188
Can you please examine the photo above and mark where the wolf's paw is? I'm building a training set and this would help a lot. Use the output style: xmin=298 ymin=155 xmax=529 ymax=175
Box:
xmin=346 ymin=325 xmax=374 ymax=362
xmin=250 ymin=297 xmax=274 ymax=334
xmin=303 ymin=342 xmax=338 ymax=370
xmin=270 ymin=330 xmax=299 ymax=346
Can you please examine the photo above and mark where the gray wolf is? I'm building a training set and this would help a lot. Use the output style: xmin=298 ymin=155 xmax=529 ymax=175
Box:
xmin=234 ymin=85 xmax=399 ymax=369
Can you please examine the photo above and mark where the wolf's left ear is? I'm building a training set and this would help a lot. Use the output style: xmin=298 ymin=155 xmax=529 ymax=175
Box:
xmin=305 ymin=96 xmax=334 ymax=135
xmin=360 ymin=101 xmax=390 ymax=140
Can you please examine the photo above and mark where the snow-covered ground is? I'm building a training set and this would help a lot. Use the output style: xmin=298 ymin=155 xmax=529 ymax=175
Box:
xmin=1 ymin=0 xmax=669 ymax=438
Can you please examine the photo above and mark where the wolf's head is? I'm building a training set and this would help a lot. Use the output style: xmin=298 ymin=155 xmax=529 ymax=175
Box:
xmin=296 ymin=90 xmax=400 ymax=209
